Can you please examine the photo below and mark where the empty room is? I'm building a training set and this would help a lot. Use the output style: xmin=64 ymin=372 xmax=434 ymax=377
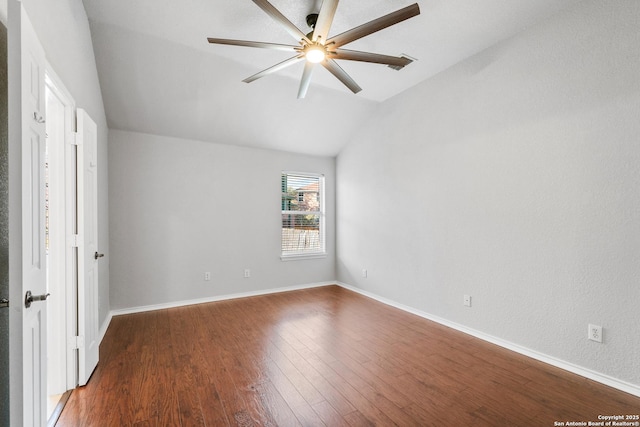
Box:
xmin=3 ymin=0 xmax=639 ymax=425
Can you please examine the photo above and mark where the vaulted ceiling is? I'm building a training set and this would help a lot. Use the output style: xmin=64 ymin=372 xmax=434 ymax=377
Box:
xmin=82 ymin=0 xmax=582 ymax=156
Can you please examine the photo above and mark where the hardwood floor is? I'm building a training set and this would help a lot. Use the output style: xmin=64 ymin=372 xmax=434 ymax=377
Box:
xmin=56 ymin=285 xmax=640 ymax=426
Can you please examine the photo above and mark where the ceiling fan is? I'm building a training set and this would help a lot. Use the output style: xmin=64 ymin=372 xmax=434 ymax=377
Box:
xmin=207 ymin=0 xmax=420 ymax=98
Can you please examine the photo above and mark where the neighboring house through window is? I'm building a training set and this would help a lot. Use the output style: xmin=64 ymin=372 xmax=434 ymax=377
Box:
xmin=281 ymin=172 xmax=325 ymax=259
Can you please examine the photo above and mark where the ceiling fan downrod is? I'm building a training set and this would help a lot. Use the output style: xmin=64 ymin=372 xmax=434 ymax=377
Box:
xmin=305 ymin=13 xmax=319 ymax=40
xmin=306 ymin=13 xmax=319 ymax=29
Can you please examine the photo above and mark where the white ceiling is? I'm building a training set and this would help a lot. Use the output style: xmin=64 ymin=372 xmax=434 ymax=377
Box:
xmin=82 ymin=0 xmax=581 ymax=156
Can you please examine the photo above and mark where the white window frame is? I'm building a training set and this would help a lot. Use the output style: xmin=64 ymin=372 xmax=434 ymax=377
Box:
xmin=281 ymin=171 xmax=326 ymax=261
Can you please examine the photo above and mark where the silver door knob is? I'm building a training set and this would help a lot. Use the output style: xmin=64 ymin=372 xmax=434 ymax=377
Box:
xmin=0 ymin=299 xmax=8 ymax=308
xmin=24 ymin=291 xmax=50 ymax=308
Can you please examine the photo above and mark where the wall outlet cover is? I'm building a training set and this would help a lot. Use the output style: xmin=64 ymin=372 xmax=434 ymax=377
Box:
xmin=588 ymin=324 xmax=603 ymax=343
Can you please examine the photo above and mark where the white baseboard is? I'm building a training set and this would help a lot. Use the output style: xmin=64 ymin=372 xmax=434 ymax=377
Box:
xmin=105 ymin=281 xmax=334 ymax=318
xmin=336 ymin=281 xmax=640 ymax=398
xmin=98 ymin=311 xmax=113 ymax=346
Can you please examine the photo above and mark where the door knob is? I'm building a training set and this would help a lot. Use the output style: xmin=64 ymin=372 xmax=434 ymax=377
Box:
xmin=0 ymin=299 xmax=8 ymax=308
xmin=95 ymin=251 xmax=105 ymax=260
xmin=24 ymin=291 xmax=50 ymax=308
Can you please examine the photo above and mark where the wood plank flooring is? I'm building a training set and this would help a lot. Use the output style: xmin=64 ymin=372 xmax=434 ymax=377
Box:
xmin=56 ymin=285 xmax=640 ymax=426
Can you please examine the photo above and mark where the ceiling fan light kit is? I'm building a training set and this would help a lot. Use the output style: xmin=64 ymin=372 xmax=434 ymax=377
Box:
xmin=207 ymin=0 xmax=421 ymax=98
xmin=304 ymin=44 xmax=326 ymax=63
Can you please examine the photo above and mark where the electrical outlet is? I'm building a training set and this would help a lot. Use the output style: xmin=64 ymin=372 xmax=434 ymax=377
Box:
xmin=204 ymin=272 xmax=211 ymax=281
xmin=463 ymin=295 xmax=471 ymax=307
xmin=588 ymin=324 xmax=603 ymax=343
xmin=244 ymin=269 xmax=251 ymax=278
xmin=362 ymin=269 xmax=367 ymax=278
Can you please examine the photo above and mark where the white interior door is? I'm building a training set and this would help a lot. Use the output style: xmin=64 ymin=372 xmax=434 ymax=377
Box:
xmin=16 ymin=3 xmax=48 ymax=425
xmin=45 ymin=66 xmax=78 ymax=401
xmin=76 ymin=108 xmax=99 ymax=386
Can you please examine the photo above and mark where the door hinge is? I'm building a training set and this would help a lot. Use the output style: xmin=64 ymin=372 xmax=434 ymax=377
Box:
xmin=69 ymin=131 xmax=81 ymax=146
xmin=69 ymin=234 xmax=81 ymax=247
xmin=69 ymin=336 xmax=85 ymax=350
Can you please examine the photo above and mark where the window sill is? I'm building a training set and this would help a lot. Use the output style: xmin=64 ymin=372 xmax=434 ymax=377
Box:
xmin=281 ymin=252 xmax=327 ymax=261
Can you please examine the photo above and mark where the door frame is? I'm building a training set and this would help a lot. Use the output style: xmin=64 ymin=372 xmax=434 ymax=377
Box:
xmin=7 ymin=0 xmax=22 ymax=420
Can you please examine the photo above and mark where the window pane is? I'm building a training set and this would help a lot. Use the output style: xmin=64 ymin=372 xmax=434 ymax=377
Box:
xmin=282 ymin=174 xmax=319 ymax=212
xmin=281 ymin=213 xmax=321 ymax=254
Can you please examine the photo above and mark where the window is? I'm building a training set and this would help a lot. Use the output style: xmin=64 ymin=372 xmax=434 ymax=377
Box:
xmin=281 ymin=172 xmax=325 ymax=259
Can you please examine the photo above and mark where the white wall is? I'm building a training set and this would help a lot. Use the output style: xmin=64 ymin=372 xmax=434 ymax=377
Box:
xmin=21 ymin=0 xmax=110 ymax=325
xmin=337 ymin=0 xmax=640 ymax=388
xmin=109 ymin=130 xmax=335 ymax=310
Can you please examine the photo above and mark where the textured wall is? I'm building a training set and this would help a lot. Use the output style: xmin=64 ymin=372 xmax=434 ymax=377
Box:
xmin=109 ymin=130 xmax=336 ymax=310
xmin=336 ymin=0 xmax=640 ymax=386
xmin=0 ymin=21 xmax=9 ymax=427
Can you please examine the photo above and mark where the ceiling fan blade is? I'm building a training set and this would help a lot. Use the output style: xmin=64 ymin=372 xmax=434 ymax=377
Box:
xmin=207 ymin=38 xmax=299 ymax=52
xmin=327 ymin=3 xmax=420 ymax=48
xmin=312 ymin=0 xmax=339 ymax=43
xmin=331 ymin=48 xmax=413 ymax=68
xmin=243 ymin=55 xmax=305 ymax=83
xmin=322 ymin=59 xmax=362 ymax=94
xmin=251 ymin=0 xmax=309 ymax=42
xmin=297 ymin=61 xmax=315 ymax=99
